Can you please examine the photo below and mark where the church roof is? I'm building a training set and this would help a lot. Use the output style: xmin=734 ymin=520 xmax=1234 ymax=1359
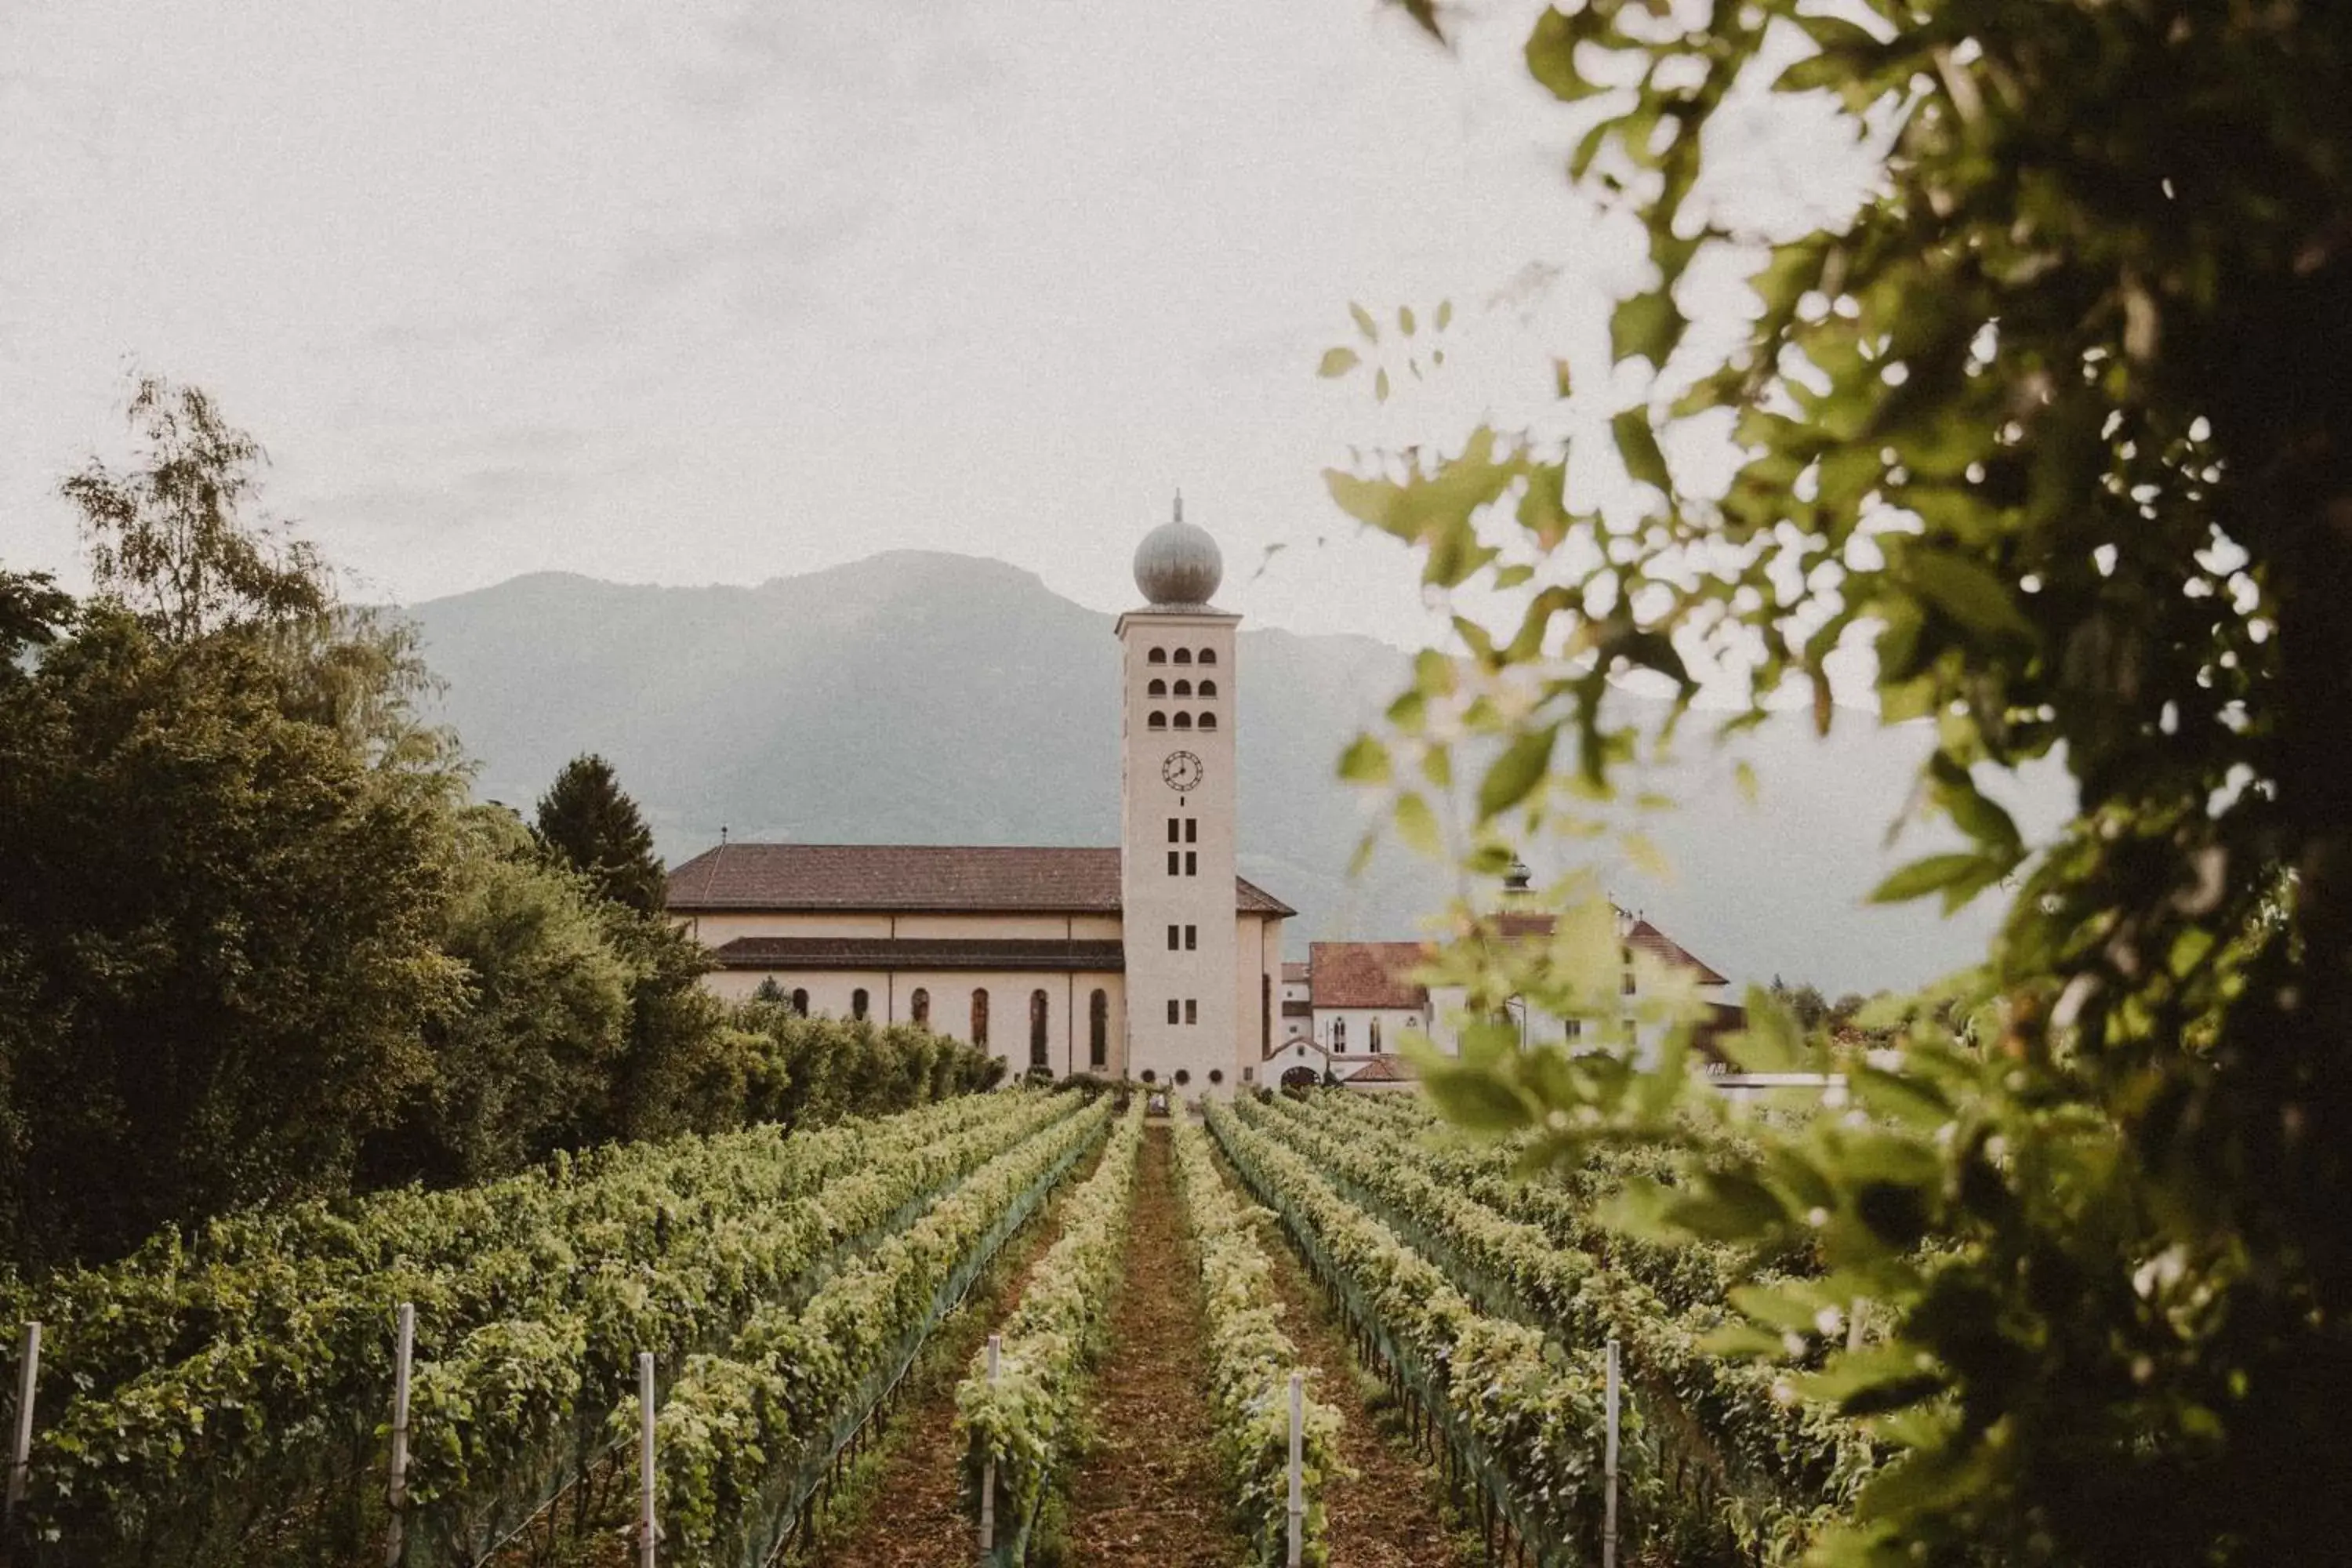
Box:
xmin=1308 ymin=941 xmax=1433 ymax=1010
xmin=1624 ymin=920 xmax=1730 ymax=986
xmin=713 ymin=936 xmax=1126 ymax=972
xmin=666 ymin=843 xmax=1295 ymax=917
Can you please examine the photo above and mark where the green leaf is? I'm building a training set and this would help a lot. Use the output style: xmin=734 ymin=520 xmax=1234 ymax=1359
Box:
xmin=1904 ymin=551 xmax=2036 ymax=641
xmin=1436 ymin=299 xmax=1454 ymax=331
xmin=1317 ymin=347 xmax=1361 ymax=379
xmin=1337 ymin=734 xmax=1391 ymax=785
xmin=1868 ymin=853 xmax=1992 ymax=905
xmin=1476 ymin=724 xmax=1557 ymax=821
xmin=1399 ymin=305 xmax=1417 ymax=336
xmin=1525 ymin=5 xmax=1610 ymax=103
xmin=1419 ymin=1062 xmax=1534 ymax=1134
xmin=1395 ymin=791 xmax=1442 ymax=855
xmin=1349 ymin=302 xmax=1379 ymax=342
xmin=1610 ymin=408 xmax=1672 ymax=497
xmin=1610 ymin=290 xmax=1686 ymax=368
xmin=1375 ymin=368 xmax=1392 ymax=404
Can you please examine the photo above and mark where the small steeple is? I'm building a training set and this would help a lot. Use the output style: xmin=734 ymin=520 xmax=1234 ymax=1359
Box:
xmin=1174 ymin=488 xmax=1184 ymax=524
xmin=1503 ymin=856 xmax=1533 ymax=896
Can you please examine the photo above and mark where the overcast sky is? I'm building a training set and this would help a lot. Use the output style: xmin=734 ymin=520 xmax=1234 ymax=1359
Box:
xmin=2 ymin=0 xmax=1882 ymax=651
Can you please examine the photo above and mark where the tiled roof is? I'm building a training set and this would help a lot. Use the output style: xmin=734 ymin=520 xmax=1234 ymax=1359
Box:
xmin=1281 ymin=961 xmax=1310 ymax=983
xmin=667 ymin=843 xmax=1294 ymax=918
xmin=1308 ymin=942 xmax=1432 ymax=1010
xmin=1343 ymin=1054 xmax=1418 ymax=1083
xmin=1625 ymin=920 xmax=1730 ymax=986
xmin=713 ymin=937 xmax=1126 ymax=973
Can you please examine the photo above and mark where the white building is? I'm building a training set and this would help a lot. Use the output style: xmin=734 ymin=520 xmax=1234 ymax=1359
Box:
xmin=666 ymin=503 xmax=1294 ymax=1096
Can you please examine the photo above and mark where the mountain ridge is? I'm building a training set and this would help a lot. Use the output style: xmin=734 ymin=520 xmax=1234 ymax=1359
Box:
xmin=404 ymin=554 xmax=2066 ymax=993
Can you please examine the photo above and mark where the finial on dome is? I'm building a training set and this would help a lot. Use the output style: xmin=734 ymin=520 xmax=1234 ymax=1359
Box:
xmin=1133 ymin=493 xmax=1224 ymax=606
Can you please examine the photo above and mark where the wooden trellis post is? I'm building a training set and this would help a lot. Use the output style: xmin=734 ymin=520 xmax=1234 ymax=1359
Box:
xmin=1287 ymin=1371 xmax=1305 ymax=1567
xmin=638 ymin=1352 xmax=658 ymax=1568
xmin=6 ymin=1322 xmax=39 ymax=1527
xmin=1602 ymin=1338 xmax=1621 ymax=1568
xmin=978 ymin=1335 xmax=1001 ymax=1553
xmin=384 ymin=1304 xmax=414 ymax=1566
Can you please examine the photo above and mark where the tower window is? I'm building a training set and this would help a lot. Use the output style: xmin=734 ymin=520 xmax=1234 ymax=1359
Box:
xmin=851 ymin=988 xmax=869 ymax=1021
xmin=1090 ymin=989 xmax=1108 ymax=1069
xmin=1173 ymin=679 xmax=1192 ymax=697
xmin=1185 ymin=851 xmax=1197 ymax=876
xmin=1185 ymin=998 xmax=1198 ymax=1025
xmin=1197 ymin=680 xmax=1217 ymax=699
xmin=1174 ymin=1069 xmax=1191 ymax=1087
xmin=1148 ymin=648 xmax=1167 ymax=665
xmin=1173 ymin=648 xmax=1192 ymax=665
xmin=1148 ymin=711 xmax=1167 ymax=730
xmin=1148 ymin=678 xmax=1167 ymax=697
xmin=1173 ymin=713 xmax=1192 ymax=730
xmin=1029 ymin=989 xmax=1049 ymax=1069
xmin=1197 ymin=648 xmax=1217 ymax=665
xmin=1185 ymin=819 xmax=1197 ymax=844
xmin=1185 ymin=924 xmax=1196 ymax=950
xmin=1167 ymin=850 xmax=1180 ymax=875
xmin=911 ymin=987 xmax=930 ymax=1027
xmin=1167 ymin=998 xmax=1180 ymax=1025
xmin=790 ymin=987 xmax=809 ymax=1016
xmin=1169 ymin=818 xmax=1181 ymax=843
xmin=972 ymin=989 xmax=989 ymax=1047
xmin=1198 ymin=713 xmax=1217 ymax=731
xmin=1167 ymin=924 xmax=1180 ymax=950
xmin=1209 ymin=1069 xmax=1224 ymax=1085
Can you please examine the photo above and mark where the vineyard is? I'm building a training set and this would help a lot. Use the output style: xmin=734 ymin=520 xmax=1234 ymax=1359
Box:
xmin=1 ymin=1087 xmax=1872 ymax=1567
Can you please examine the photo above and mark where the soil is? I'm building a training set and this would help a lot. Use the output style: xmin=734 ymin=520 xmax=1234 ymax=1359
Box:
xmin=1221 ymin=1145 xmax=1472 ymax=1568
xmin=1062 ymin=1121 xmax=1251 ymax=1566
xmin=804 ymin=1143 xmax=1106 ymax=1568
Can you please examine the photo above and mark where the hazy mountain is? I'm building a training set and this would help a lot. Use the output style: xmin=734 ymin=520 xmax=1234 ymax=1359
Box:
xmin=405 ymin=552 xmax=2069 ymax=995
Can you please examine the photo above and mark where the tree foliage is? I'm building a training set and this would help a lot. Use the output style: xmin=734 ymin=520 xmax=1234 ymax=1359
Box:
xmin=535 ymin=753 xmax=666 ymax=914
xmin=1338 ymin=2 xmax=2352 ymax=1560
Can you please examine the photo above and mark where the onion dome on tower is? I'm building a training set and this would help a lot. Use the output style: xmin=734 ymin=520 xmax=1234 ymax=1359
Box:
xmin=1132 ymin=492 xmax=1224 ymax=608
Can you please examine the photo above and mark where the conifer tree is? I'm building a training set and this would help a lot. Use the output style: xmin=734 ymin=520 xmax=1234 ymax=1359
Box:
xmin=534 ymin=753 xmax=665 ymax=913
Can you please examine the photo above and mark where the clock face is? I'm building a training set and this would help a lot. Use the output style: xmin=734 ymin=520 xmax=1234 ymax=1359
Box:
xmin=1162 ymin=750 xmax=1204 ymax=792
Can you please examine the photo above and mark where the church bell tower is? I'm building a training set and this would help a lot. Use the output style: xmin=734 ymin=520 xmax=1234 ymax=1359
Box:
xmin=1118 ymin=497 xmax=1241 ymax=1093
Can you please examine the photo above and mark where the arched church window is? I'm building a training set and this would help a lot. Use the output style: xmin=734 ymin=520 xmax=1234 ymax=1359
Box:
xmin=1197 ymin=713 xmax=1217 ymax=731
xmin=1029 ymin=989 xmax=1050 ymax=1069
xmin=1261 ymin=974 xmax=1271 ymax=1055
xmin=911 ymin=987 xmax=930 ymax=1028
xmin=1173 ymin=648 xmax=1192 ymax=665
xmin=1197 ymin=679 xmax=1217 ymax=699
xmin=971 ymin=989 xmax=989 ymax=1047
xmin=1148 ymin=679 xmax=1166 ymax=697
xmin=1148 ymin=648 xmax=1167 ymax=665
xmin=1089 ymin=989 xmax=1108 ymax=1069
xmin=1332 ymin=1018 xmax=1348 ymax=1052
xmin=851 ymin=988 xmax=869 ymax=1021
xmin=1369 ymin=1018 xmax=1382 ymax=1054
xmin=1173 ymin=713 xmax=1192 ymax=730
xmin=1148 ymin=711 xmax=1167 ymax=730
xmin=791 ymin=988 xmax=808 ymax=1016
xmin=1197 ymin=648 xmax=1217 ymax=664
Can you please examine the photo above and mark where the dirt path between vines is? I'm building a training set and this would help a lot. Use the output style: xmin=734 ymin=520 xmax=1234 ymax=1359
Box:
xmin=1062 ymin=1121 xmax=1250 ymax=1566
xmin=1218 ymin=1140 xmax=1472 ymax=1568
xmin=807 ymin=1142 xmax=1104 ymax=1568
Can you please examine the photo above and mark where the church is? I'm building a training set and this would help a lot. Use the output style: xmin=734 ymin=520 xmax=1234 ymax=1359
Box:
xmin=666 ymin=506 xmax=1294 ymax=1094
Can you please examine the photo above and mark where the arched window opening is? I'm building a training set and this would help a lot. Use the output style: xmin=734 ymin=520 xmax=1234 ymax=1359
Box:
xmin=1332 ymin=1018 xmax=1348 ymax=1052
xmin=1197 ymin=713 xmax=1217 ymax=731
xmin=1089 ymin=989 xmax=1109 ymax=1070
xmin=1148 ymin=711 xmax=1167 ymax=730
xmin=1369 ymin=1018 xmax=1383 ymax=1054
xmin=911 ymin=987 xmax=930 ymax=1028
xmin=1172 ymin=679 xmax=1192 ymax=698
xmin=1197 ymin=679 xmax=1217 ymax=698
xmin=1147 ymin=648 xmax=1167 ymax=664
xmin=790 ymin=988 xmax=809 ymax=1016
xmin=971 ymin=989 xmax=989 ymax=1047
xmin=1173 ymin=648 xmax=1192 ymax=665
xmin=1281 ymin=1065 xmax=1319 ymax=1094
xmin=1261 ymin=975 xmax=1272 ymax=1055
xmin=1197 ymin=648 xmax=1217 ymax=665
xmin=1147 ymin=678 xmax=1166 ymax=697
xmin=851 ymin=988 xmax=869 ymax=1021
xmin=1173 ymin=712 xmax=1192 ymax=730
xmin=1029 ymin=989 xmax=1050 ymax=1069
